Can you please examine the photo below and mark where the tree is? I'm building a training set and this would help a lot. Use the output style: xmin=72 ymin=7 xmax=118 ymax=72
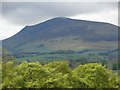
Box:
xmin=2 ymin=49 xmax=15 ymax=63
xmin=2 ymin=61 xmax=119 ymax=88
xmin=44 ymin=61 xmax=71 ymax=88
xmin=2 ymin=62 xmax=18 ymax=88
xmin=71 ymin=63 xmax=119 ymax=88
xmin=112 ymin=63 xmax=118 ymax=70
xmin=45 ymin=61 xmax=71 ymax=74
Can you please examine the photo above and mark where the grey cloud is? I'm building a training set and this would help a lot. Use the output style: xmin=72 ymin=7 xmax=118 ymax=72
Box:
xmin=118 ymin=2 xmax=120 ymax=26
xmin=2 ymin=2 xmax=118 ymax=25
xmin=0 ymin=2 xmax=2 ymax=16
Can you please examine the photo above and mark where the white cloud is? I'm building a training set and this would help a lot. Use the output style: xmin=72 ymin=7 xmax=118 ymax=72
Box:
xmin=2 ymin=2 xmax=117 ymax=25
xmin=0 ymin=8 xmax=118 ymax=40
xmin=0 ymin=2 xmax=118 ymax=40
xmin=2 ymin=0 xmax=120 ymax=2
xmin=0 ymin=17 xmax=24 ymax=40
xmin=69 ymin=9 xmax=118 ymax=26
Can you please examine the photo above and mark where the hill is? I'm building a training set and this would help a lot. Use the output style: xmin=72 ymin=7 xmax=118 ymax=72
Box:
xmin=2 ymin=17 xmax=118 ymax=54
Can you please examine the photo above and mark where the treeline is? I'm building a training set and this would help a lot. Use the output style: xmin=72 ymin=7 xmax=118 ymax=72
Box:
xmin=2 ymin=61 xmax=119 ymax=89
xmin=1 ymin=49 xmax=120 ymax=89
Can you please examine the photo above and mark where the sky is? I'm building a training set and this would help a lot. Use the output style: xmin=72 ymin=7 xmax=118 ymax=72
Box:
xmin=0 ymin=1 xmax=119 ymax=40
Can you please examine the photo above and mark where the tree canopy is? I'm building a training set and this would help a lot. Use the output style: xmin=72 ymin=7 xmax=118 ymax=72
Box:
xmin=2 ymin=61 xmax=119 ymax=89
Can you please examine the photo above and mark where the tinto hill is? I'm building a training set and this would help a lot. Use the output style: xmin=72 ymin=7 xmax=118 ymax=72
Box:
xmin=2 ymin=17 xmax=118 ymax=54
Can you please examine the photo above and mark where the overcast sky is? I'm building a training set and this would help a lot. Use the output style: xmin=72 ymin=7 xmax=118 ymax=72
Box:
xmin=0 ymin=1 xmax=119 ymax=40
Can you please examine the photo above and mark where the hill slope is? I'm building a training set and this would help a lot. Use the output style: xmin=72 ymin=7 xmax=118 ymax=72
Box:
xmin=2 ymin=17 xmax=118 ymax=53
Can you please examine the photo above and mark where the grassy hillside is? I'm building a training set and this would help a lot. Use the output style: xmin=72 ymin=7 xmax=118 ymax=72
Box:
xmin=2 ymin=17 xmax=118 ymax=54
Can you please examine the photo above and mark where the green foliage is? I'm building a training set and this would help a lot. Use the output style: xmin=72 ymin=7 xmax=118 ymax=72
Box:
xmin=15 ymin=49 xmax=118 ymax=66
xmin=2 ymin=62 xmax=18 ymax=88
xmin=71 ymin=63 xmax=119 ymax=88
xmin=112 ymin=63 xmax=120 ymax=70
xmin=2 ymin=61 xmax=119 ymax=89
xmin=45 ymin=61 xmax=70 ymax=74
xmin=44 ymin=61 xmax=71 ymax=88
xmin=0 ymin=62 xmax=2 ymax=89
xmin=2 ymin=49 xmax=15 ymax=63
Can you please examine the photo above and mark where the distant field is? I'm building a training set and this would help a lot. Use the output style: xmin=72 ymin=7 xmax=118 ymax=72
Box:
xmin=15 ymin=49 xmax=118 ymax=63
